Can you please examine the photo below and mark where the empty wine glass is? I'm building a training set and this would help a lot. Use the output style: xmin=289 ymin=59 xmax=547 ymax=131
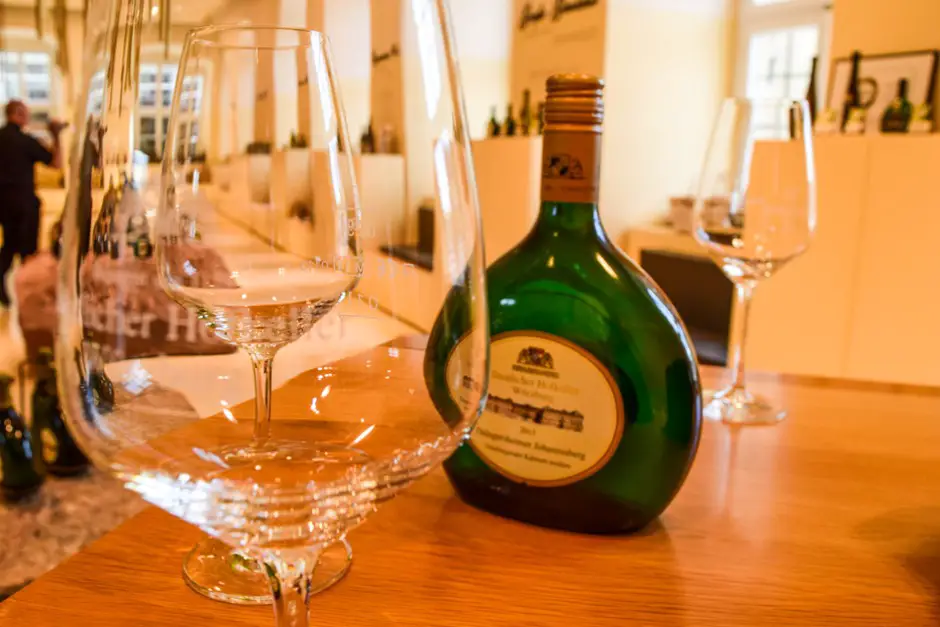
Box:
xmin=694 ymin=98 xmax=816 ymax=425
xmin=58 ymin=9 xmax=488 ymax=627
xmin=162 ymin=25 xmax=359 ymax=606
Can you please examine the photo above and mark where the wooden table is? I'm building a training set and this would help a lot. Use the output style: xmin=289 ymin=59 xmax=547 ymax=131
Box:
xmin=3 ymin=366 xmax=940 ymax=626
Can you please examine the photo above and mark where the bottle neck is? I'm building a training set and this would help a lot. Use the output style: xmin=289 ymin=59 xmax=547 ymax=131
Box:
xmin=536 ymin=124 xmax=604 ymax=237
xmin=37 ymin=370 xmax=56 ymax=393
xmin=535 ymin=201 xmax=604 ymax=238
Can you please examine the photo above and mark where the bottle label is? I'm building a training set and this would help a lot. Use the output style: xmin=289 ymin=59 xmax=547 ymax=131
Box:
xmin=447 ymin=331 xmax=623 ymax=487
xmin=541 ymin=130 xmax=601 ymax=204
xmin=41 ymin=428 xmax=58 ymax=465
xmin=844 ymin=107 xmax=867 ymax=135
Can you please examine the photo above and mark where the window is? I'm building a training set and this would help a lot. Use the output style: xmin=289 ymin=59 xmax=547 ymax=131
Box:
xmin=0 ymin=50 xmax=56 ymax=140
xmin=87 ymin=61 xmax=206 ymax=162
xmin=736 ymin=0 xmax=831 ymax=136
xmin=136 ymin=62 xmax=203 ymax=161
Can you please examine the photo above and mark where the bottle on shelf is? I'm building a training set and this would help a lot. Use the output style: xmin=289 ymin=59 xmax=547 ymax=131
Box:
xmin=92 ymin=178 xmax=119 ymax=256
xmin=377 ymin=124 xmax=398 ymax=154
xmin=487 ymin=106 xmax=502 ymax=138
xmin=425 ymin=74 xmax=702 ymax=534
xmin=520 ymin=89 xmax=533 ymax=136
xmin=537 ymin=101 xmax=545 ymax=135
xmin=842 ymin=50 xmax=863 ymax=133
xmin=503 ymin=103 xmax=517 ymax=137
xmin=0 ymin=373 xmax=45 ymax=501
xmin=790 ymin=56 xmax=818 ymax=139
xmin=360 ymin=119 xmax=376 ymax=154
xmin=32 ymin=348 xmax=91 ymax=477
xmin=81 ymin=343 xmax=115 ymax=416
xmin=127 ymin=211 xmax=153 ymax=260
xmin=909 ymin=103 xmax=934 ymax=134
xmin=806 ymin=56 xmax=818 ymax=126
xmin=881 ymin=78 xmax=914 ymax=133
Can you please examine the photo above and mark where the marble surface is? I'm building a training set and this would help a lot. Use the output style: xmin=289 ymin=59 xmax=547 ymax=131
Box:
xmin=0 ymin=471 xmax=145 ymax=599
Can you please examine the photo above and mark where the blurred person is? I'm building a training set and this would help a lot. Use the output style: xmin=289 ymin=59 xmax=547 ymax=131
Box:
xmin=0 ymin=99 xmax=65 ymax=306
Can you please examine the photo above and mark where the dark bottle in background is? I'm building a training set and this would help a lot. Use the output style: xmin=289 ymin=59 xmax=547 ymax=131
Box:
xmin=92 ymin=179 xmax=118 ymax=256
xmin=487 ymin=106 xmax=502 ymax=138
xmin=790 ymin=56 xmax=819 ymax=139
xmin=0 ymin=374 xmax=44 ymax=501
xmin=537 ymin=101 xmax=545 ymax=135
xmin=32 ymin=349 xmax=90 ymax=477
xmin=806 ymin=56 xmax=818 ymax=125
xmin=881 ymin=78 xmax=914 ymax=133
xmin=425 ymin=75 xmax=702 ymax=534
xmin=134 ymin=235 xmax=154 ymax=260
xmin=360 ymin=119 xmax=376 ymax=154
xmin=842 ymin=50 xmax=862 ymax=132
xmin=127 ymin=212 xmax=152 ymax=261
xmin=503 ymin=104 xmax=517 ymax=137
xmin=520 ymin=89 xmax=533 ymax=136
xmin=82 ymin=343 xmax=115 ymax=416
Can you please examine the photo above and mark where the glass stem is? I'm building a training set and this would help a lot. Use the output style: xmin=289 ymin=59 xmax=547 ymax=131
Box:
xmin=248 ymin=349 xmax=277 ymax=447
xmin=265 ymin=553 xmax=320 ymax=627
xmin=729 ymin=282 xmax=755 ymax=392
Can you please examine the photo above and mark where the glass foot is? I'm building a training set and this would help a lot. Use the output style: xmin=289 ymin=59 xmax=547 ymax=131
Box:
xmin=182 ymin=536 xmax=352 ymax=605
xmin=704 ymin=386 xmax=786 ymax=426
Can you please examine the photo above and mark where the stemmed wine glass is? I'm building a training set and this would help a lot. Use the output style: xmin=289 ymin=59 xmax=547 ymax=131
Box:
xmin=58 ymin=8 xmax=488 ymax=627
xmin=694 ymin=98 xmax=816 ymax=425
xmin=163 ymin=26 xmax=359 ymax=605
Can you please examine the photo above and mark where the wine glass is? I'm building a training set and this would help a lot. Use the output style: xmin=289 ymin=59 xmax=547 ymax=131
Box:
xmin=694 ymin=98 xmax=816 ymax=425
xmin=58 ymin=11 xmax=488 ymax=627
xmin=163 ymin=26 xmax=360 ymax=607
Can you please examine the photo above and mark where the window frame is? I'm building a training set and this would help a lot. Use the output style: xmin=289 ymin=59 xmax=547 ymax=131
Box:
xmin=735 ymin=0 xmax=834 ymax=106
xmin=0 ymin=39 xmax=60 ymax=141
xmin=135 ymin=50 xmax=208 ymax=162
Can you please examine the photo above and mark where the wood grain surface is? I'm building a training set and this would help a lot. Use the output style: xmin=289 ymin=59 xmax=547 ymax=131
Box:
xmin=2 ymin=357 xmax=940 ymax=626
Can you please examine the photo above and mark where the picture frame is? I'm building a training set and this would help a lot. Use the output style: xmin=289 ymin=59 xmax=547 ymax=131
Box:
xmin=826 ymin=50 xmax=939 ymax=133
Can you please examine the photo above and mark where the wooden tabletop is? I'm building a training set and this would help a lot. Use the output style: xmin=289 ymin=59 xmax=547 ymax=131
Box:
xmin=3 ymin=362 xmax=940 ymax=626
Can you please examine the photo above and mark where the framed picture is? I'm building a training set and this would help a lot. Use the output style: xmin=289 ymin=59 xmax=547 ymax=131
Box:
xmin=827 ymin=50 xmax=938 ymax=133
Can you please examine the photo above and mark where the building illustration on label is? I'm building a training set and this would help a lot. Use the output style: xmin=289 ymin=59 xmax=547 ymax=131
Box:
xmin=462 ymin=346 xmax=585 ymax=432
xmin=544 ymin=154 xmax=585 ymax=180
xmin=488 ymin=395 xmax=584 ymax=432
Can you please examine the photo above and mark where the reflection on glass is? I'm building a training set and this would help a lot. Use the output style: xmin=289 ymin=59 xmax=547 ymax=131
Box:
xmin=60 ymin=6 xmax=488 ymax=625
xmin=694 ymin=98 xmax=816 ymax=425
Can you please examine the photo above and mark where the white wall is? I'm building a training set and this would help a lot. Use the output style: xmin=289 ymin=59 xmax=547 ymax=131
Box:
xmin=326 ymin=0 xmax=371 ymax=141
xmin=601 ymin=0 xmax=732 ymax=238
xmin=831 ymin=0 xmax=940 ymax=59
xmin=450 ymin=0 xmax=511 ymax=139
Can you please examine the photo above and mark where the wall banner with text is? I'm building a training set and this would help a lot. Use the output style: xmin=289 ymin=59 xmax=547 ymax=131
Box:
xmin=511 ymin=0 xmax=608 ymax=101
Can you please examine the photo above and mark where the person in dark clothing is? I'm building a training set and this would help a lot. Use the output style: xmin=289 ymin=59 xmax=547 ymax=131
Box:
xmin=0 ymin=100 xmax=65 ymax=306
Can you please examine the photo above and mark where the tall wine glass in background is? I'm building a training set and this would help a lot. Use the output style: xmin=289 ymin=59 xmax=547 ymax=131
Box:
xmin=162 ymin=26 xmax=359 ymax=605
xmin=58 ymin=6 xmax=489 ymax=626
xmin=694 ymin=98 xmax=816 ymax=425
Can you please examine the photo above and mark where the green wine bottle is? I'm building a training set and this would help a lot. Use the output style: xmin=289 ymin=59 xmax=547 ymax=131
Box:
xmin=520 ymin=89 xmax=533 ymax=136
xmin=426 ymin=75 xmax=702 ymax=534
xmin=487 ymin=106 xmax=502 ymax=138
xmin=503 ymin=103 xmax=517 ymax=137
xmin=881 ymin=78 xmax=914 ymax=133
xmin=0 ymin=374 xmax=45 ymax=501
xmin=32 ymin=349 xmax=90 ymax=477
